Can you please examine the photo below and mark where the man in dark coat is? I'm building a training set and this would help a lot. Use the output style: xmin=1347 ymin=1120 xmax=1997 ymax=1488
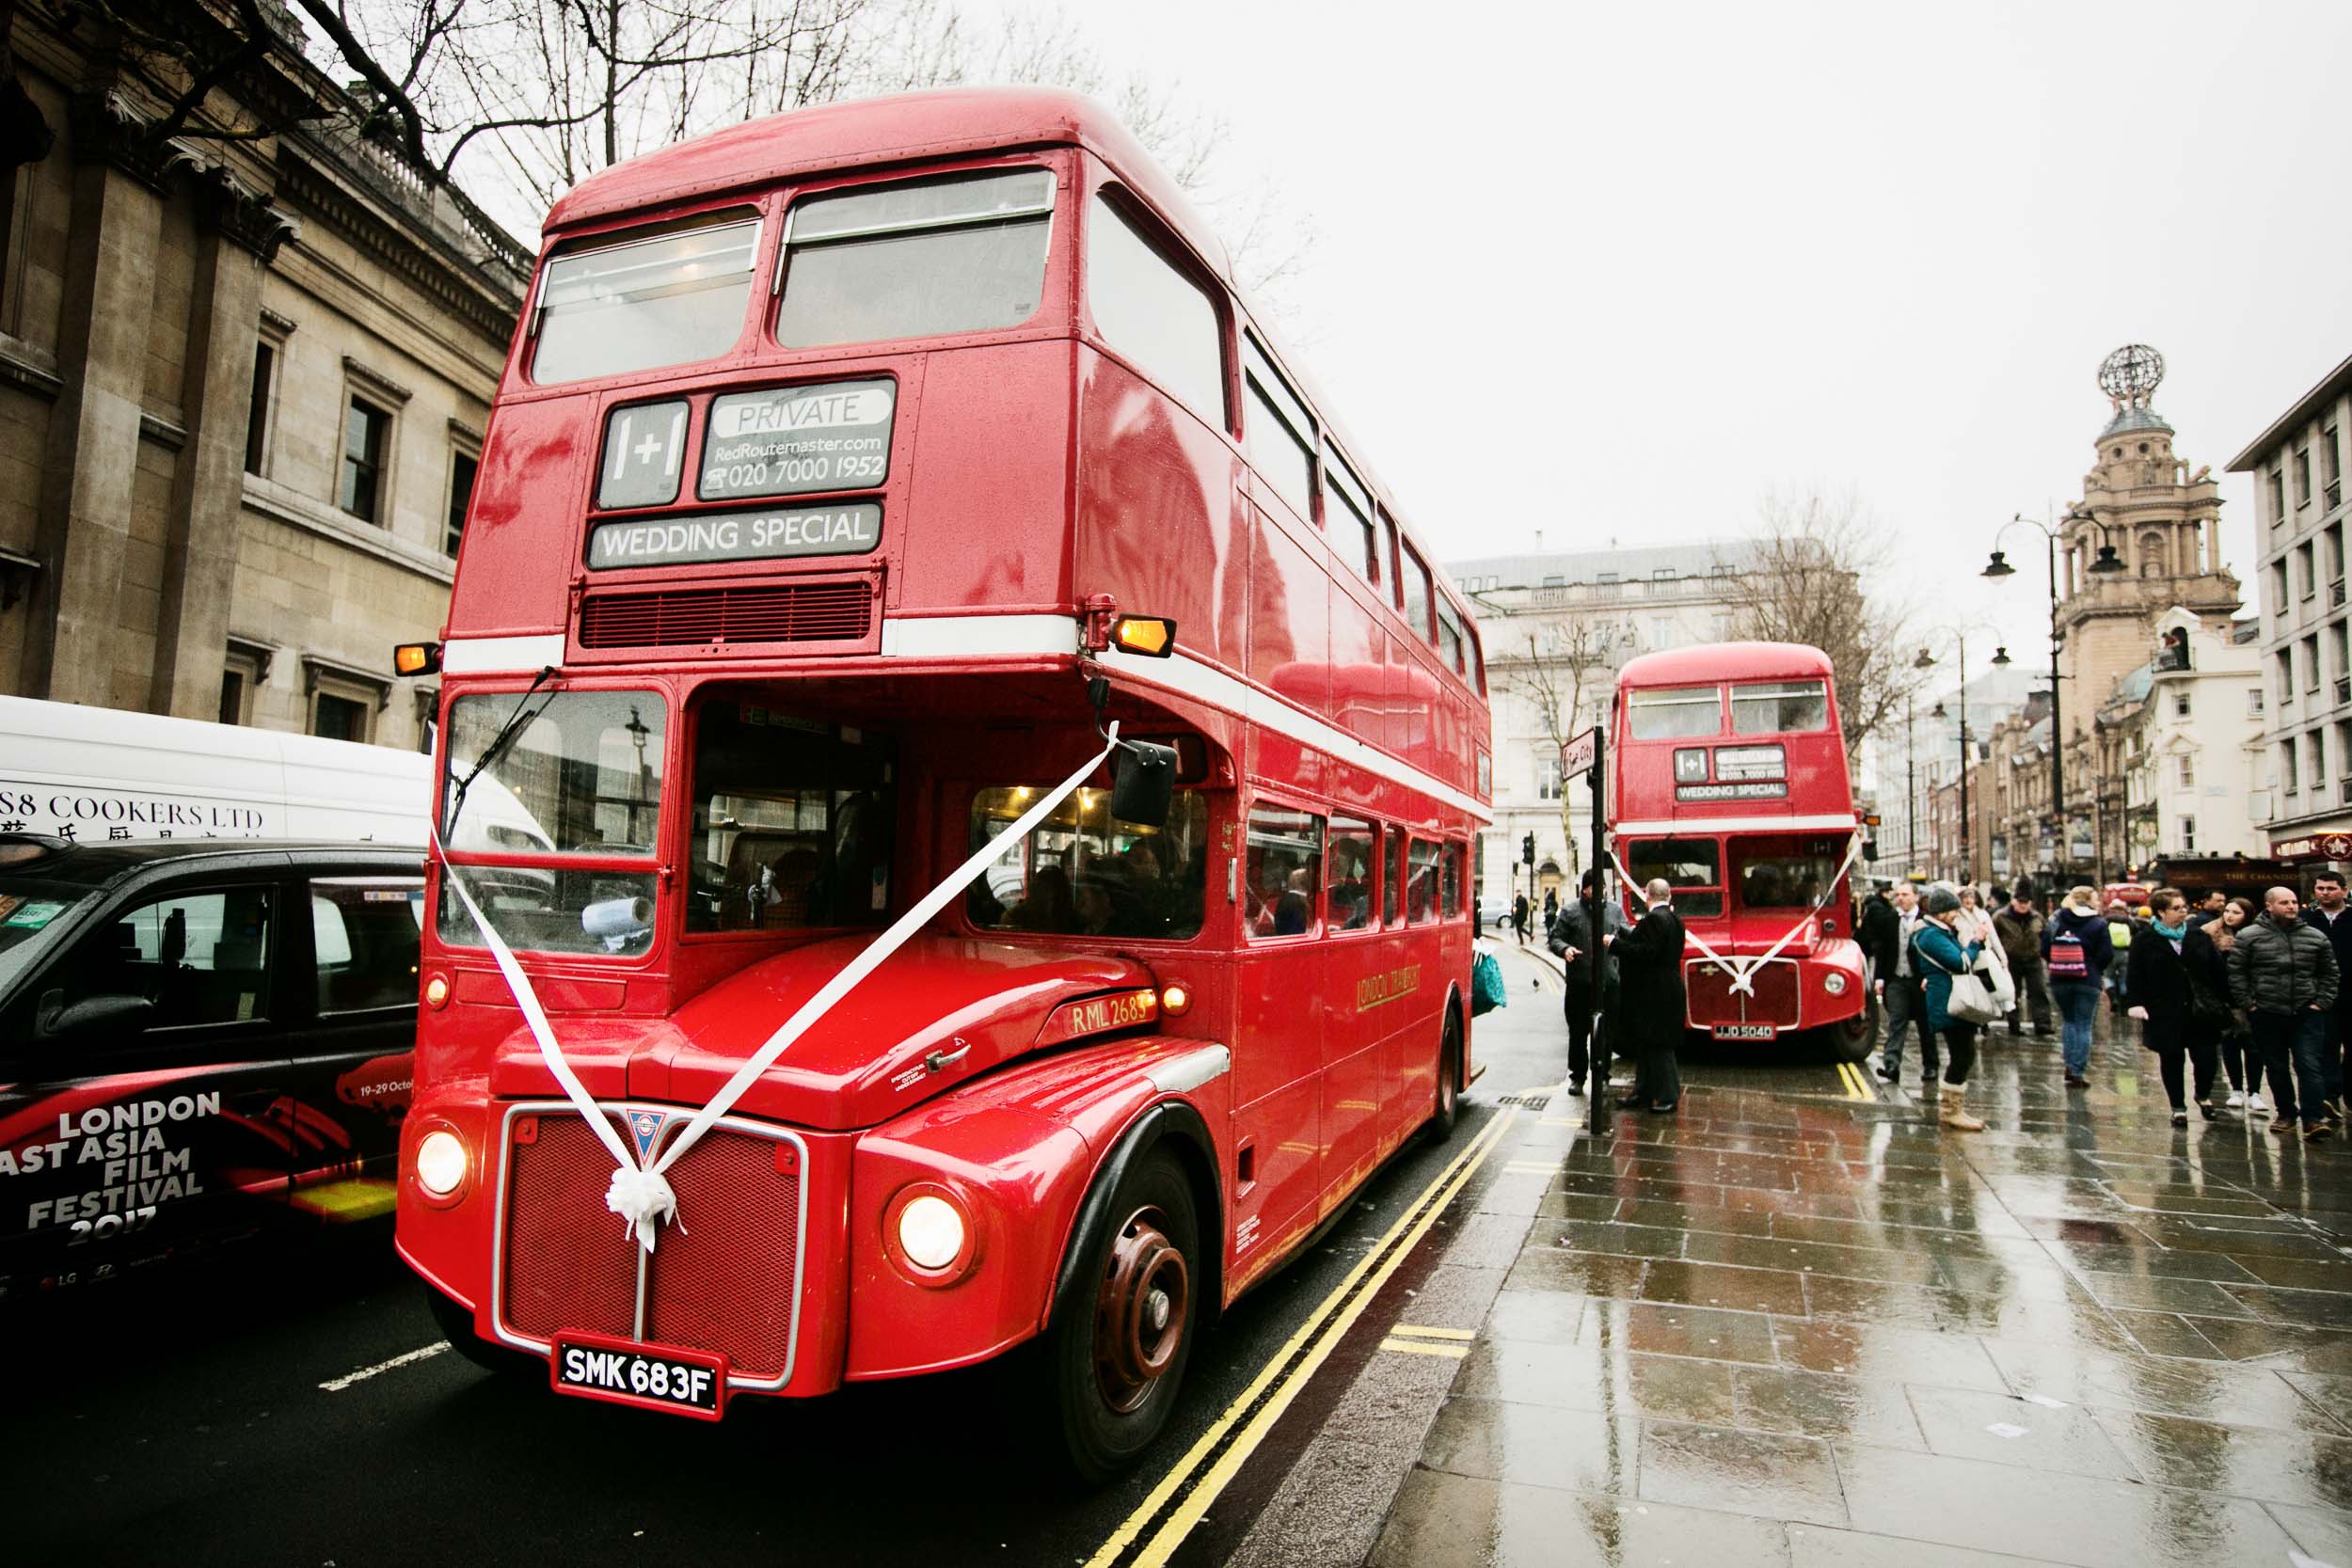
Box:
xmin=2307 ymin=871 xmax=2352 ymax=1123
xmin=1549 ymin=868 xmax=1627 ymax=1096
xmin=1605 ymin=877 xmax=1689 ymax=1113
xmin=1512 ymin=892 xmax=1530 ymax=943
xmin=2227 ymin=885 xmax=2341 ymax=1139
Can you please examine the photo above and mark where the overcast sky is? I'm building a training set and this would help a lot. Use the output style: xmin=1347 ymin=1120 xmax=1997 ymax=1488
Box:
xmin=967 ymin=0 xmax=2351 ymax=687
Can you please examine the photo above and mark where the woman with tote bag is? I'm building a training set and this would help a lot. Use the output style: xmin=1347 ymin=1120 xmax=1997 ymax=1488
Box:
xmin=1911 ymin=883 xmax=1990 ymax=1132
xmin=2129 ymin=886 xmax=2226 ymax=1125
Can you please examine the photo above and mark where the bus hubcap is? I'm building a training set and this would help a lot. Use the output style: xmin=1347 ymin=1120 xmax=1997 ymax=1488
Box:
xmin=1095 ymin=1207 xmax=1187 ymax=1413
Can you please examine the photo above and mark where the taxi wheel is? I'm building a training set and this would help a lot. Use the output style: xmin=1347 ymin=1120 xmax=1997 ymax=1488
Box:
xmin=1045 ymin=1147 xmax=1200 ymax=1483
xmin=423 ymin=1285 xmax=542 ymax=1380
xmin=1423 ymin=1010 xmax=1462 ymax=1143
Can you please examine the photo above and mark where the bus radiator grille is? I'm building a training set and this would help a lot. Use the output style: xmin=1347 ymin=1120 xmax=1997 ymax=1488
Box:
xmin=501 ymin=1112 xmax=639 ymax=1345
xmin=1684 ymin=960 xmax=1802 ymax=1027
xmin=643 ymin=1129 xmax=802 ymax=1381
xmin=578 ymin=582 xmax=873 ymax=648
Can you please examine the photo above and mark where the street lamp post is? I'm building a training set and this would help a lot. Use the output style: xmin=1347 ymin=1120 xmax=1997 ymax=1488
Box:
xmin=1984 ymin=508 xmax=2124 ymax=886
xmin=1904 ymin=694 xmax=1917 ymax=872
xmin=1918 ymin=633 xmax=2011 ymax=885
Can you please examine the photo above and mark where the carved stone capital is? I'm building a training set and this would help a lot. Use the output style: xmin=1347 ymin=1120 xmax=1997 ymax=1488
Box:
xmin=199 ymin=165 xmax=300 ymax=262
xmin=66 ymin=90 xmax=188 ymax=190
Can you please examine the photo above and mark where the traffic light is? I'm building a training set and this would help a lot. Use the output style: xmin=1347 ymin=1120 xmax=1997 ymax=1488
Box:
xmin=1521 ymin=833 xmax=1535 ymax=866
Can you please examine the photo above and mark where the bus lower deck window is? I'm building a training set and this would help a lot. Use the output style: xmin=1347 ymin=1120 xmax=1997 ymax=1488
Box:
xmin=969 ymin=785 xmax=1209 ymax=941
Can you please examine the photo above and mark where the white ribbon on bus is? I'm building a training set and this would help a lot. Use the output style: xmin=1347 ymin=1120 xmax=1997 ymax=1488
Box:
xmin=432 ymin=724 xmax=1126 ymax=1252
xmin=1606 ymin=830 xmax=1866 ymax=999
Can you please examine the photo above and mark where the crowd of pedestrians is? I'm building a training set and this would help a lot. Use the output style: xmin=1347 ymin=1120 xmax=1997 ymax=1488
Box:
xmin=1856 ymin=873 xmax=2352 ymax=1140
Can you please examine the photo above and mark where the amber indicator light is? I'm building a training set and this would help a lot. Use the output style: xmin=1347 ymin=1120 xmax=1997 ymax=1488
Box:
xmin=1111 ymin=616 xmax=1177 ymax=657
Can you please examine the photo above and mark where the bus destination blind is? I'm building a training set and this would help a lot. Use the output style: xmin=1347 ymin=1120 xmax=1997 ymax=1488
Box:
xmin=587 ymin=503 xmax=882 ymax=568
xmin=700 ymin=377 xmax=895 ymax=500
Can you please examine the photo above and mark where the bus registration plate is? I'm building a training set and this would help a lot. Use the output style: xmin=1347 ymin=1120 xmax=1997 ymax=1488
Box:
xmin=551 ymin=1330 xmax=726 ymax=1420
xmin=1711 ymin=1023 xmax=1776 ymax=1041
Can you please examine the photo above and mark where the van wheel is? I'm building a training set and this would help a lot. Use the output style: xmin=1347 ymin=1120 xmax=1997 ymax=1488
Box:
xmin=1044 ymin=1148 xmax=1200 ymax=1483
xmin=423 ymin=1285 xmax=543 ymax=1380
xmin=1424 ymin=1010 xmax=1462 ymax=1142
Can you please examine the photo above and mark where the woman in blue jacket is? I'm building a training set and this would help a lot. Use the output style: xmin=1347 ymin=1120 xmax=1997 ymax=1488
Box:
xmin=1912 ymin=883 xmax=1987 ymax=1131
xmin=2042 ymin=884 xmax=2116 ymax=1087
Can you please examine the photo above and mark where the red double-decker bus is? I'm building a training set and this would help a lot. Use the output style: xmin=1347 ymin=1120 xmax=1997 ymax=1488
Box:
xmin=392 ymin=87 xmax=1491 ymax=1475
xmin=1608 ymin=643 xmax=1870 ymax=1057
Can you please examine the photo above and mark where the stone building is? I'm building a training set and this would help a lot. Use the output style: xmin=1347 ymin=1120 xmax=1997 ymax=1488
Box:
xmin=2088 ymin=610 xmax=2265 ymax=867
xmin=1446 ymin=541 xmax=1758 ymax=909
xmin=0 ymin=2 xmax=529 ymax=749
xmin=2229 ymin=347 xmax=2352 ymax=859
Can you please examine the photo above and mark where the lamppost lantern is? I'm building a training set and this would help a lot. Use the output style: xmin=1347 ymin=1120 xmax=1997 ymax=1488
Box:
xmin=1931 ymin=700 xmax=1948 ymax=720
xmin=1982 ymin=550 xmax=2015 ymax=578
xmin=1914 ymin=648 xmax=1937 ymax=672
xmin=1991 ymin=646 xmax=2012 ymax=667
xmin=2088 ymin=544 xmax=2126 ymax=576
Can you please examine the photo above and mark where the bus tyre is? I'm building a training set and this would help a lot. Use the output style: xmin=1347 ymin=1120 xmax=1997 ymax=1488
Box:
xmin=1046 ymin=1148 xmax=1200 ymax=1483
xmin=423 ymin=1285 xmax=542 ymax=1380
xmin=1826 ymin=1006 xmax=1875 ymax=1064
xmin=1423 ymin=1011 xmax=1462 ymax=1143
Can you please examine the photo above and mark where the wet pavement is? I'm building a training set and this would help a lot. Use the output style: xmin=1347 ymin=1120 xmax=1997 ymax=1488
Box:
xmin=1364 ymin=974 xmax=2352 ymax=1567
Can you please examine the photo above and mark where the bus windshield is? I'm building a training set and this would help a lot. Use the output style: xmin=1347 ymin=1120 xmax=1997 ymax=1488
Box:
xmin=776 ymin=168 xmax=1056 ymax=349
xmin=689 ymin=700 xmax=895 ymax=933
xmin=1735 ymin=845 xmax=1843 ymax=910
xmin=967 ymin=784 xmax=1209 ymax=941
xmin=532 ymin=211 xmax=762 ymax=384
xmin=1628 ymin=836 xmax=1723 ymax=918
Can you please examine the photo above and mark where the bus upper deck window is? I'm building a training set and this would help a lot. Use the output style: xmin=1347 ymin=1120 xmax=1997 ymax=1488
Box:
xmin=1628 ymin=685 xmax=1722 ymax=740
xmin=532 ymin=211 xmax=762 ymax=385
xmin=776 ymin=168 xmax=1056 ymax=349
xmin=1730 ymin=680 xmax=1830 ymax=736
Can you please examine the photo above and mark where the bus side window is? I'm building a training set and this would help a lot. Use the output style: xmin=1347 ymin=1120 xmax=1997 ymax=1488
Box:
xmin=1440 ymin=843 xmax=1463 ymax=919
xmin=1245 ymin=803 xmax=1322 ymax=940
xmin=1382 ymin=830 xmax=1404 ymax=927
xmin=1327 ymin=818 xmax=1375 ymax=931
xmin=1406 ymin=840 xmax=1439 ymax=925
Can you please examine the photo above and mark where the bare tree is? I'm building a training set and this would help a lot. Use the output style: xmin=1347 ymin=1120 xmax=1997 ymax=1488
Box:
xmin=1711 ymin=487 xmax=1918 ymax=768
xmin=1499 ymin=619 xmax=1611 ymax=871
xmin=278 ymin=0 xmax=1309 ymax=304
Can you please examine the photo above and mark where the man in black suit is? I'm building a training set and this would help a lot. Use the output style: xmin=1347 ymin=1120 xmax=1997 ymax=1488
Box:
xmin=1605 ymin=877 xmax=1689 ymax=1113
xmin=1549 ymin=868 xmax=1627 ymax=1096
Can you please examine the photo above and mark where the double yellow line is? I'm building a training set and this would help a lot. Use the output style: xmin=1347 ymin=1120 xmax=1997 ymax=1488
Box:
xmin=1835 ymin=1060 xmax=1876 ymax=1101
xmin=1082 ymin=1104 xmax=1522 ymax=1568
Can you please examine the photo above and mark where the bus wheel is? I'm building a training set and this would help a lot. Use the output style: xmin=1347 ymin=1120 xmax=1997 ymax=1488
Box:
xmin=1048 ymin=1148 xmax=1200 ymax=1482
xmin=1824 ymin=1007 xmax=1876 ymax=1064
xmin=1424 ymin=1010 xmax=1462 ymax=1143
xmin=422 ymin=1285 xmax=543 ymax=1380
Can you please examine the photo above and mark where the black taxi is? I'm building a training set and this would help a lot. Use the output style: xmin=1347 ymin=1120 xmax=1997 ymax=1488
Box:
xmin=0 ymin=836 xmax=421 ymax=1299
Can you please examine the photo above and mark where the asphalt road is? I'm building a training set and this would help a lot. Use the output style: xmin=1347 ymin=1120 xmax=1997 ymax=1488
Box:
xmin=8 ymin=947 xmax=1867 ymax=1567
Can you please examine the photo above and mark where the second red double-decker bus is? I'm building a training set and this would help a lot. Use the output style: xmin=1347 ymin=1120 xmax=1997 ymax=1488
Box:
xmin=392 ymin=87 xmax=1491 ymax=1476
xmin=1608 ymin=643 xmax=1871 ymax=1057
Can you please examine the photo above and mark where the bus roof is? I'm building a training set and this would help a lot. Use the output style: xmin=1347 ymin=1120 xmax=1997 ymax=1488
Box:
xmin=1618 ymin=641 xmax=1835 ymax=688
xmin=545 ymin=86 xmax=1228 ymax=277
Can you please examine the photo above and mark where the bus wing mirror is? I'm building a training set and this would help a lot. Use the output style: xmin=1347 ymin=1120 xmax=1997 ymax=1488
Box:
xmin=1110 ymin=740 xmax=1177 ymax=828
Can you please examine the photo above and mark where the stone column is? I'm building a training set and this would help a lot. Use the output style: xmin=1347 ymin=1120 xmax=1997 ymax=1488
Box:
xmin=150 ymin=168 xmax=294 ymax=721
xmin=22 ymin=93 xmax=167 ymax=707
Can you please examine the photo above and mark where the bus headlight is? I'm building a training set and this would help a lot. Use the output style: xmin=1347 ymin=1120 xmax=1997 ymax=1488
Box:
xmin=1822 ymin=973 xmax=1850 ymax=997
xmin=898 ymin=1195 xmax=965 ymax=1270
xmin=415 ymin=1130 xmax=469 ymax=1196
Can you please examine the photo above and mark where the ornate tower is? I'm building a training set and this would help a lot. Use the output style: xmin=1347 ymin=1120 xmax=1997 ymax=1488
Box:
xmin=2056 ymin=345 xmax=2238 ymax=728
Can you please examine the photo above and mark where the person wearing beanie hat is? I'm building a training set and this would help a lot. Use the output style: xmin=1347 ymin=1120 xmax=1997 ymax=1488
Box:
xmin=1910 ymin=881 xmax=1987 ymax=1131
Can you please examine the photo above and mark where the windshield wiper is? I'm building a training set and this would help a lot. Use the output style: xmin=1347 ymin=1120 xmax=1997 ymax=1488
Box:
xmin=441 ymin=665 xmax=556 ymax=845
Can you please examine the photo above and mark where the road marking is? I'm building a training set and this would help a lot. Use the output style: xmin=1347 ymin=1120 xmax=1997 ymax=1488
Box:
xmin=319 ymin=1340 xmax=452 ymax=1392
xmin=1379 ymin=1338 xmax=1470 ymax=1358
xmin=1390 ymin=1324 xmax=1476 ymax=1340
xmin=1082 ymin=1106 xmax=1521 ymax=1568
xmin=1837 ymin=1061 xmax=1874 ymax=1101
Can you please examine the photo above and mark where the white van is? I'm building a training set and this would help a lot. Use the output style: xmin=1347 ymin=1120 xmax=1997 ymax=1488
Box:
xmin=0 ymin=694 xmax=432 ymax=846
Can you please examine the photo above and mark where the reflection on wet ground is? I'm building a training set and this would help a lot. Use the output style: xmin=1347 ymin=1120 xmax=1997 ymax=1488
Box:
xmin=1372 ymin=1009 xmax=2352 ymax=1567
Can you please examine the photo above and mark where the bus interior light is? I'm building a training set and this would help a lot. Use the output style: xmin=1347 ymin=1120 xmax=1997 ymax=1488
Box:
xmin=1112 ymin=616 xmax=1177 ymax=657
xmin=394 ymin=641 xmax=443 ymax=676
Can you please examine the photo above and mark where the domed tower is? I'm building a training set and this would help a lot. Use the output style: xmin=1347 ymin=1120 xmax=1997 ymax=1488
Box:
xmin=2056 ymin=344 xmax=2239 ymax=726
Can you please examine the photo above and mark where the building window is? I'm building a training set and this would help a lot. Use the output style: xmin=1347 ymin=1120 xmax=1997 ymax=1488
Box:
xmin=305 ymin=661 xmax=385 ymax=745
xmin=2272 ymin=560 xmax=2291 ymax=611
xmin=2177 ymin=754 xmax=2194 ymax=789
xmin=445 ymin=449 xmax=479 ymax=558
xmin=2304 ymin=635 xmax=2321 ymax=692
xmin=2278 ymin=649 xmax=2295 ymax=703
xmin=2180 ymin=816 xmax=2196 ymax=851
xmin=1535 ymin=755 xmax=1561 ymax=801
xmin=2310 ymin=729 xmax=2328 ymax=790
xmin=244 ymin=341 xmax=277 ymax=476
xmin=2283 ymin=740 xmax=2300 ymax=795
xmin=1541 ymin=574 xmax=1565 ymax=589
xmin=1648 ymin=617 xmax=1674 ymax=650
xmin=2298 ymin=544 xmax=2317 ymax=600
xmin=2295 ymin=446 xmax=2312 ymax=508
xmin=340 ymin=398 xmax=391 ymax=523
xmin=2173 ymin=689 xmax=2191 ymax=718
xmin=1596 ymin=571 xmax=1620 ymax=585
xmin=2249 ymin=686 xmax=2265 ymax=718
xmin=2268 ymin=466 xmax=2286 ymax=524
xmin=2326 ymin=424 xmax=2343 ymax=512
xmin=313 ymin=691 xmax=368 ymax=742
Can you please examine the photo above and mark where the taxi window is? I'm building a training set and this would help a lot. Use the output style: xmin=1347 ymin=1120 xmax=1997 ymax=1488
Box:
xmin=75 ymin=887 xmax=274 ymax=1030
xmin=312 ymin=877 xmax=424 ymax=1014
